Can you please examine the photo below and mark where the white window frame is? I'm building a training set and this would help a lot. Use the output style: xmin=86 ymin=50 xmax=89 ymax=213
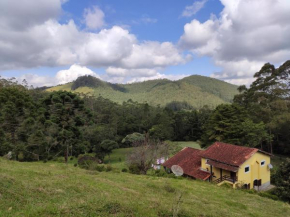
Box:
xmin=205 ymin=159 xmax=210 ymax=165
xmin=244 ymin=165 xmax=250 ymax=173
xmin=261 ymin=160 xmax=266 ymax=167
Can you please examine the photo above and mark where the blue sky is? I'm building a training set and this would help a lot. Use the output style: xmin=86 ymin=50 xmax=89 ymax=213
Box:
xmin=0 ymin=0 xmax=289 ymax=86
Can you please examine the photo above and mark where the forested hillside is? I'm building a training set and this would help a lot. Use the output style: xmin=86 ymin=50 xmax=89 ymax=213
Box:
xmin=47 ymin=75 xmax=239 ymax=108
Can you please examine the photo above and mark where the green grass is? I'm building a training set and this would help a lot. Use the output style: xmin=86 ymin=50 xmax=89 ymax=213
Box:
xmin=175 ymin=141 xmax=202 ymax=150
xmin=104 ymin=148 xmax=133 ymax=170
xmin=1 ymin=157 xmax=290 ymax=217
xmin=46 ymin=75 xmax=239 ymax=109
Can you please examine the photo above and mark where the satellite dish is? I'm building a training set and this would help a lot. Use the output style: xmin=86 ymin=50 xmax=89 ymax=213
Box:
xmin=171 ymin=165 xmax=184 ymax=176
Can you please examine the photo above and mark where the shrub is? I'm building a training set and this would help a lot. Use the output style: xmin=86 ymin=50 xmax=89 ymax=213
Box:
xmin=121 ymin=168 xmax=128 ymax=172
xmin=106 ymin=165 xmax=113 ymax=172
xmin=258 ymin=192 xmax=279 ymax=201
xmin=95 ymin=165 xmax=105 ymax=172
xmin=74 ymin=163 xmax=78 ymax=167
xmin=17 ymin=152 xmax=24 ymax=161
xmin=78 ymin=154 xmax=100 ymax=170
xmin=129 ymin=164 xmax=141 ymax=174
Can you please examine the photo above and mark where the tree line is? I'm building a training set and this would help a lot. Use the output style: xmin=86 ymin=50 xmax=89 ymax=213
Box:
xmin=0 ymin=60 xmax=289 ymax=162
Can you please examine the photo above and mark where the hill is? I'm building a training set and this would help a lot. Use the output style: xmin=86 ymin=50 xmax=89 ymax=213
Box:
xmin=47 ymin=75 xmax=238 ymax=108
xmin=1 ymin=157 xmax=289 ymax=216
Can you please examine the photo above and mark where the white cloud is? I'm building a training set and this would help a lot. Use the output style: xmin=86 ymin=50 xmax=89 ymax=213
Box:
xmin=182 ymin=0 xmax=208 ymax=17
xmin=179 ymin=0 xmax=290 ymax=85
xmin=84 ymin=6 xmax=105 ymax=30
xmin=0 ymin=0 xmax=63 ymax=30
xmin=56 ymin=64 xmax=100 ymax=84
xmin=141 ymin=16 xmax=157 ymax=24
xmin=127 ymin=73 xmax=188 ymax=83
xmin=120 ymin=41 xmax=188 ymax=69
xmin=106 ymin=67 xmax=158 ymax=77
xmin=179 ymin=19 xmax=218 ymax=49
xmin=0 ymin=1 xmax=187 ymax=84
xmin=17 ymin=73 xmax=56 ymax=87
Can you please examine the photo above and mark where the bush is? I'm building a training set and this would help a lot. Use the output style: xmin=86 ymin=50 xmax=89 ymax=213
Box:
xmin=121 ymin=168 xmax=128 ymax=172
xmin=78 ymin=154 xmax=100 ymax=170
xmin=129 ymin=164 xmax=141 ymax=174
xmin=17 ymin=152 xmax=24 ymax=161
xmin=258 ymin=192 xmax=279 ymax=201
xmin=95 ymin=165 xmax=105 ymax=172
xmin=106 ymin=165 xmax=113 ymax=172
xmin=74 ymin=163 xmax=78 ymax=167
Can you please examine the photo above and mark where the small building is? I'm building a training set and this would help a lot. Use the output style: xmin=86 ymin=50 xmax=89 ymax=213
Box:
xmin=163 ymin=142 xmax=272 ymax=190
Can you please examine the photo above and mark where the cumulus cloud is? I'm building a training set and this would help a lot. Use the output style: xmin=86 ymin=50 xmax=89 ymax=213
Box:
xmin=84 ymin=6 xmax=105 ymax=30
xmin=56 ymin=64 xmax=100 ymax=84
xmin=182 ymin=0 xmax=208 ymax=17
xmin=0 ymin=0 xmax=63 ymax=30
xmin=0 ymin=1 xmax=188 ymax=84
xmin=179 ymin=0 xmax=290 ymax=85
xmin=17 ymin=73 xmax=56 ymax=87
xmin=14 ymin=64 xmax=101 ymax=87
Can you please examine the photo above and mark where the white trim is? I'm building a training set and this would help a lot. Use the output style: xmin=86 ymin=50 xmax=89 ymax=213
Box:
xmin=244 ymin=165 xmax=250 ymax=173
xmin=261 ymin=160 xmax=266 ymax=167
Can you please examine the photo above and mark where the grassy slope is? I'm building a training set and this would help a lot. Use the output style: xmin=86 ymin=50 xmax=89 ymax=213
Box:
xmin=47 ymin=75 xmax=238 ymax=108
xmin=1 ymin=156 xmax=290 ymax=216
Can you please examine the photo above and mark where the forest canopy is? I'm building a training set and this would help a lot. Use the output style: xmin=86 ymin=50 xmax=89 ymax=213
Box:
xmin=0 ymin=60 xmax=289 ymax=162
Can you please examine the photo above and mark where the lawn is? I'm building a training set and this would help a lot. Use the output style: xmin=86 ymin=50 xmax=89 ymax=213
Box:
xmin=1 ymin=157 xmax=290 ymax=217
xmin=174 ymin=141 xmax=202 ymax=149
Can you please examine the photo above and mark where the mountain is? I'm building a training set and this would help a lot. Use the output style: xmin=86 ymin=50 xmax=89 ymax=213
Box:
xmin=47 ymin=75 xmax=239 ymax=108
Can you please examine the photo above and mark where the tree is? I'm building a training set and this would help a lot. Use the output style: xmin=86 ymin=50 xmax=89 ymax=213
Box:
xmin=121 ymin=133 xmax=145 ymax=147
xmin=126 ymin=137 xmax=169 ymax=174
xmin=234 ymin=60 xmax=290 ymax=154
xmin=99 ymin=140 xmax=119 ymax=163
xmin=273 ymin=158 xmax=290 ymax=202
xmin=201 ymin=104 xmax=270 ymax=148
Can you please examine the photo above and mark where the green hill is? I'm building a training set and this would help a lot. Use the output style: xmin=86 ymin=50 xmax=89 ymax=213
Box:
xmin=0 ymin=156 xmax=289 ymax=217
xmin=47 ymin=75 xmax=238 ymax=108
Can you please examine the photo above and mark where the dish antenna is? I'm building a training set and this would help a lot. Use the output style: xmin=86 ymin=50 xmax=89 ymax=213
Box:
xmin=171 ymin=165 xmax=184 ymax=176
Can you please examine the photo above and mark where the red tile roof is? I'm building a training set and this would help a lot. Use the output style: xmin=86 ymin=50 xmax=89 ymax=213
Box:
xmin=163 ymin=147 xmax=210 ymax=180
xmin=200 ymin=142 xmax=258 ymax=167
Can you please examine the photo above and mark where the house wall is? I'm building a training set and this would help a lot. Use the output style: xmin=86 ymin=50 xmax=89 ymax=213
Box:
xmin=237 ymin=152 xmax=271 ymax=190
xmin=201 ymin=153 xmax=271 ymax=190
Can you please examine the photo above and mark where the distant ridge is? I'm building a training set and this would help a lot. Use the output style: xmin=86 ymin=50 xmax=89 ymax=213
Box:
xmin=47 ymin=75 xmax=238 ymax=108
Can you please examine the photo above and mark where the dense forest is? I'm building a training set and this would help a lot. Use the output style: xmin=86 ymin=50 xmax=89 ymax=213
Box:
xmin=0 ymin=60 xmax=289 ymax=163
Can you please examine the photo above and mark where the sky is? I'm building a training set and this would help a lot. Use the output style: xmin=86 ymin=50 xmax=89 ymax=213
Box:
xmin=0 ymin=0 xmax=290 ymax=87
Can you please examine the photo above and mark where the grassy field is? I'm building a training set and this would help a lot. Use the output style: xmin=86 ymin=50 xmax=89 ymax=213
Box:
xmin=174 ymin=141 xmax=202 ymax=149
xmin=1 ymin=155 xmax=290 ymax=216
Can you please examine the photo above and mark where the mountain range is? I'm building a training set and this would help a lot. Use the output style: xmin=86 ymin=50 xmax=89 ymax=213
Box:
xmin=47 ymin=75 xmax=238 ymax=108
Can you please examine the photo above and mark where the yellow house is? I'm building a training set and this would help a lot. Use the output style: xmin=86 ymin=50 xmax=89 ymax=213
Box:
xmin=163 ymin=142 xmax=272 ymax=190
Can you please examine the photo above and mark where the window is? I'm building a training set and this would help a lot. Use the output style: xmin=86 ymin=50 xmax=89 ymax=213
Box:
xmin=245 ymin=165 xmax=250 ymax=173
xmin=205 ymin=159 xmax=209 ymax=165
xmin=261 ymin=160 xmax=266 ymax=167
